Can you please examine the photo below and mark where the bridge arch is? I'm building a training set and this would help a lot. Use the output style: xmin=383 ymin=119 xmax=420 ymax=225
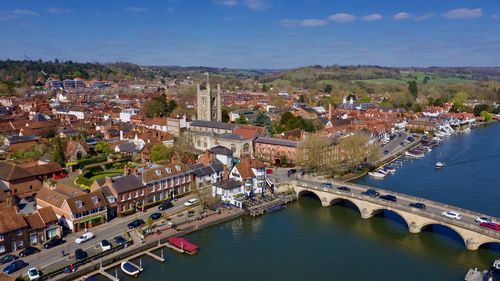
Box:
xmin=419 ymin=223 xmax=467 ymax=247
xmin=297 ymin=189 xmax=323 ymax=203
xmin=328 ymin=197 xmax=361 ymax=214
xmin=477 ymin=241 xmax=500 ymax=251
xmin=370 ymin=208 xmax=410 ymax=228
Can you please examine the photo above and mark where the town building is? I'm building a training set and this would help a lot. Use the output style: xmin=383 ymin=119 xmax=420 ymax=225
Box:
xmin=196 ymin=74 xmax=222 ymax=122
xmin=0 ymin=207 xmax=29 ymax=254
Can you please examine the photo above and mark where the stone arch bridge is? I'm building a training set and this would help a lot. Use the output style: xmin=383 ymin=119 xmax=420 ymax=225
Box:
xmin=279 ymin=180 xmax=500 ymax=251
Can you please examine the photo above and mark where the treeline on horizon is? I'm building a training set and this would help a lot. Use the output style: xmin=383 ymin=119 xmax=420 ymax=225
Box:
xmin=1 ymin=59 xmax=500 ymax=89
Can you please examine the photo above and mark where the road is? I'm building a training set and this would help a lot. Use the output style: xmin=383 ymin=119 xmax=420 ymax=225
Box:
xmin=1 ymin=195 xmax=196 ymax=274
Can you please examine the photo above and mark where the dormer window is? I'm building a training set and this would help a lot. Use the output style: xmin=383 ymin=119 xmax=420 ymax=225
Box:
xmin=76 ymin=200 xmax=83 ymax=208
xmin=92 ymin=196 xmax=99 ymax=204
xmin=175 ymin=165 xmax=181 ymax=171
xmin=155 ymin=170 xmax=162 ymax=176
xmin=166 ymin=167 xmax=172 ymax=173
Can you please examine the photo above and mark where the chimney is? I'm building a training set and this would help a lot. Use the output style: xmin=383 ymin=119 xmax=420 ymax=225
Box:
xmin=350 ymin=97 xmax=354 ymax=104
xmin=119 ymin=130 xmax=124 ymax=141
xmin=105 ymin=176 xmax=113 ymax=186
xmin=328 ymin=104 xmax=332 ymax=121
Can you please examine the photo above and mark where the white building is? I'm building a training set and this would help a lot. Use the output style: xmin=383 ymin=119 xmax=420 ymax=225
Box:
xmin=120 ymin=108 xmax=140 ymax=122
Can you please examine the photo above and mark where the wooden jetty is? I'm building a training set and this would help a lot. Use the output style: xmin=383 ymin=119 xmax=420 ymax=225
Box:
xmin=247 ymin=193 xmax=297 ymax=217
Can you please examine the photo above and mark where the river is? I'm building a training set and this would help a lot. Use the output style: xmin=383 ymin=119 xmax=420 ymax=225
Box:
xmin=100 ymin=123 xmax=500 ymax=281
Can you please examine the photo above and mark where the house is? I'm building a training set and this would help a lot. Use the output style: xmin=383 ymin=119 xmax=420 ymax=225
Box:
xmin=254 ymin=137 xmax=300 ymax=166
xmin=36 ymin=185 xmax=107 ymax=233
xmin=0 ymin=207 xmax=29 ymax=254
xmin=140 ymin=162 xmax=194 ymax=203
xmin=119 ymin=108 xmax=140 ymax=123
xmin=21 ymin=162 xmax=63 ymax=181
xmin=91 ymin=175 xmax=148 ymax=217
xmin=0 ymin=162 xmax=42 ymax=201
xmin=189 ymin=131 xmax=253 ymax=158
xmin=229 ymin=158 xmax=267 ymax=197
xmin=65 ymin=139 xmax=90 ymax=161
xmin=212 ymin=179 xmax=244 ymax=208
xmin=191 ymin=159 xmax=225 ymax=189
xmin=23 ymin=207 xmax=61 ymax=246
xmin=4 ymin=135 xmax=38 ymax=152
xmin=208 ymin=145 xmax=234 ymax=169
xmin=114 ymin=142 xmax=141 ymax=156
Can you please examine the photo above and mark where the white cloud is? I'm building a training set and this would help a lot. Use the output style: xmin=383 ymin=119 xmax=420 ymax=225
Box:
xmin=300 ymin=19 xmax=328 ymax=27
xmin=243 ymin=0 xmax=270 ymax=10
xmin=393 ymin=12 xmax=412 ymax=20
xmin=328 ymin=13 xmax=356 ymax=23
xmin=46 ymin=8 xmax=73 ymax=14
xmin=0 ymin=9 xmax=39 ymax=21
xmin=280 ymin=18 xmax=328 ymax=27
xmin=124 ymin=6 xmax=148 ymax=13
xmin=215 ymin=0 xmax=238 ymax=7
xmin=443 ymin=8 xmax=482 ymax=19
xmin=362 ymin=13 xmax=383 ymax=21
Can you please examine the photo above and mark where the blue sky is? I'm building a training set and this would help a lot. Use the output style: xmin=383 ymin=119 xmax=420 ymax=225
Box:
xmin=0 ymin=0 xmax=499 ymax=68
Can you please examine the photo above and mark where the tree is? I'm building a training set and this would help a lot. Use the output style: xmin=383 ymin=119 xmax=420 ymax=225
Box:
xmin=324 ymin=84 xmax=333 ymax=93
xmin=261 ymin=84 xmax=268 ymax=92
xmin=95 ymin=141 xmax=111 ymax=155
xmin=338 ymin=131 xmax=381 ymax=171
xmin=451 ymin=91 xmax=469 ymax=112
xmin=144 ymin=95 xmax=169 ymax=118
xmin=235 ymin=115 xmax=248 ymax=124
xmin=407 ymin=80 xmax=418 ymax=98
xmin=480 ymin=111 xmax=492 ymax=122
xmin=51 ymin=137 xmax=65 ymax=164
xmin=221 ymin=108 xmax=230 ymax=122
xmin=252 ymin=111 xmax=272 ymax=131
xmin=280 ymin=111 xmax=295 ymax=125
xmin=298 ymin=137 xmax=339 ymax=174
xmin=359 ymin=96 xmax=371 ymax=103
xmin=150 ymin=144 xmax=174 ymax=162
xmin=168 ymin=100 xmax=177 ymax=113
xmin=473 ymin=104 xmax=492 ymax=116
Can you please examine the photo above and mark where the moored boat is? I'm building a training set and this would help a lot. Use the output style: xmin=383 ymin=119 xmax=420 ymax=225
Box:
xmin=493 ymin=258 xmax=500 ymax=270
xmin=435 ymin=162 xmax=445 ymax=168
xmin=405 ymin=151 xmax=424 ymax=159
xmin=267 ymin=204 xmax=286 ymax=213
xmin=167 ymin=237 xmax=199 ymax=255
xmin=121 ymin=261 xmax=142 ymax=276
xmin=368 ymin=171 xmax=385 ymax=178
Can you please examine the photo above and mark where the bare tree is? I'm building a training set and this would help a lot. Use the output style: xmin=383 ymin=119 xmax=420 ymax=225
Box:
xmin=298 ymin=137 xmax=341 ymax=174
xmin=337 ymin=131 xmax=381 ymax=171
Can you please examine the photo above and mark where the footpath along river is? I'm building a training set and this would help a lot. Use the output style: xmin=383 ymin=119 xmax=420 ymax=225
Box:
xmin=97 ymin=123 xmax=500 ymax=281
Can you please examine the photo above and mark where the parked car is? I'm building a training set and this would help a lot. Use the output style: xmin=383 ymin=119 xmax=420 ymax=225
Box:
xmin=337 ymin=186 xmax=351 ymax=192
xmin=127 ymin=219 xmax=145 ymax=229
xmin=362 ymin=189 xmax=380 ymax=197
xmin=27 ymin=267 xmax=40 ymax=280
xmin=383 ymin=150 xmax=389 ymax=155
xmin=0 ymin=254 xmax=18 ymax=265
xmin=2 ymin=260 xmax=28 ymax=274
xmin=266 ymin=168 xmax=273 ymax=174
xmin=75 ymin=232 xmax=94 ymax=244
xmin=287 ymin=169 xmax=297 ymax=177
xmin=150 ymin=212 xmax=162 ymax=220
xmin=158 ymin=200 xmax=173 ymax=211
xmin=475 ymin=216 xmax=495 ymax=224
xmin=100 ymin=239 xmax=112 ymax=251
xmin=479 ymin=222 xmax=500 ymax=231
xmin=19 ymin=247 xmax=40 ymax=257
xmin=184 ymin=198 xmax=199 ymax=207
xmin=320 ymin=182 xmax=333 ymax=188
xmin=442 ymin=211 xmax=461 ymax=220
xmin=44 ymin=237 xmax=65 ymax=249
xmin=409 ymin=202 xmax=426 ymax=210
xmin=74 ymin=249 xmax=87 ymax=261
xmin=379 ymin=194 xmax=397 ymax=202
xmin=113 ymin=235 xmax=127 ymax=245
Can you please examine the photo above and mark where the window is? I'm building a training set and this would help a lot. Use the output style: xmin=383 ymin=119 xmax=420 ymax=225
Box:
xmin=29 ymin=185 xmax=32 ymax=190
xmin=141 ymin=189 xmax=144 ymax=196
xmin=128 ymin=193 xmax=131 ymax=200
xmin=135 ymin=191 xmax=138 ymax=198
xmin=92 ymin=196 xmax=99 ymax=204
xmin=0 ymin=234 xmax=4 ymax=241
xmin=76 ymin=200 xmax=83 ymax=208
xmin=0 ymin=245 xmax=4 ymax=253
xmin=14 ymin=189 xmax=17 ymax=193
xmin=175 ymin=165 xmax=181 ymax=171
xmin=155 ymin=170 xmax=162 ymax=176
xmin=166 ymin=168 xmax=172 ymax=173
xmin=121 ymin=195 xmax=125 ymax=202
xmin=16 ymin=229 xmax=23 ymax=236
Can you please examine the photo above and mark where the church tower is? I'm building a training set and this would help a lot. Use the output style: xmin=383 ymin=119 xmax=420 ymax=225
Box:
xmin=196 ymin=73 xmax=222 ymax=122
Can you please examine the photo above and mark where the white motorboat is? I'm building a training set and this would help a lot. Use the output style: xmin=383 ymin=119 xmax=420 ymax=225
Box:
xmin=493 ymin=258 xmax=500 ymax=270
xmin=405 ymin=151 xmax=424 ymax=159
xmin=121 ymin=261 xmax=143 ymax=276
xmin=368 ymin=171 xmax=386 ymax=178
xmin=435 ymin=162 xmax=445 ymax=168
xmin=382 ymin=167 xmax=396 ymax=174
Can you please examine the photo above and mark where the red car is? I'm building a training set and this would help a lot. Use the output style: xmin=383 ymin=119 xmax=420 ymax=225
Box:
xmin=53 ymin=173 xmax=67 ymax=180
xmin=480 ymin=222 xmax=500 ymax=231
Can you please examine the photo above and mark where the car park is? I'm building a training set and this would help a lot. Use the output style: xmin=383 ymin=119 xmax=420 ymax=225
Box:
xmin=27 ymin=267 xmax=40 ymax=280
xmin=409 ymin=202 xmax=426 ymax=210
xmin=320 ymin=182 xmax=333 ymax=188
xmin=150 ymin=212 xmax=162 ymax=220
xmin=2 ymin=260 xmax=28 ymax=274
xmin=362 ymin=189 xmax=380 ymax=197
xmin=113 ymin=235 xmax=127 ymax=245
xmin=379 ymin=194 xmax=397 ymax=202
xmin=74 ymin=249 xmax=87 ymax=261
xmin=43 ymin=237 xmax=65 ymax=249
xmin=442 ymin=211 xmax=461 ymax=220
xmin=479 ymin=222 xmax=500 ymax=231
xmin=0 ymin=254 xmax=18 ymax=265
xmin=127 ymin=219 xmax=145 ymax=229
xmin=184 ymin=198 xmax=199 ymax=207
xmin=75 ymin=232 xmax=94 ymax=244
xmin=475 ymin=216 xmax=495 ymax=224
xmin=100 ymin=239 xmax=112 ymax=251
xmin=337 ymin=186 xmax=351 ymax=192
xmin=19 ymin=247 xmax=40 ymax=257
xmin=158 ymin=200 xmax=173 ymax=211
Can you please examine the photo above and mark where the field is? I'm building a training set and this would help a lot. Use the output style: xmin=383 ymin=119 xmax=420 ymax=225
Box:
xmin=358 ymin=71 xmax=477 ymax=85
